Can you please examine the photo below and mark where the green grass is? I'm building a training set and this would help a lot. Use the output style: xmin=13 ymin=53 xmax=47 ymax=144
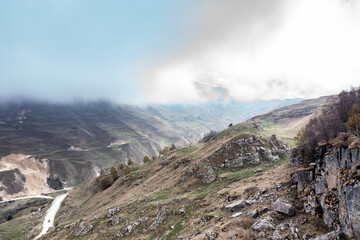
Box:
xmin=215 ymin=123 xmax=258 ymax=139
xmin=0 ymin=216 xmax=39 ymax=240
xmin=223 ymin=169 xmax=255 ymax=179
xmin=257 ymin=120 xmax=296 ymax=140
xmin=176 ymin=145 xmax=200 ymax=156
xmin=149 ymin=190 xmax=173 ymax=201
xmin=190 ymin=181 xmax=224 ymax=200
xmin=218 ymin=154 xmax=290 ymax=179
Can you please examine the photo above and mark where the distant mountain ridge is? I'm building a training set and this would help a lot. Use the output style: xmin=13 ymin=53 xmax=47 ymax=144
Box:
xmin=0 ymin=98 xmax=302 ymax=186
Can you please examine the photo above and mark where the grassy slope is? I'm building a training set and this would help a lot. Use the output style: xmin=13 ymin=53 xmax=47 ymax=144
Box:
xmin=38 ymin=123 xmax=324 ymax=240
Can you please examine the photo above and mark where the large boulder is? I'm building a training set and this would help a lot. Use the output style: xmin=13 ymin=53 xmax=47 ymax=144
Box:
xmin=270 ymin=198 xmax=296 ymax=216
xmin=225 ymin=199 xmax=247 ymax=212
xmin=252 ymin=216 xmax=275 ymax=232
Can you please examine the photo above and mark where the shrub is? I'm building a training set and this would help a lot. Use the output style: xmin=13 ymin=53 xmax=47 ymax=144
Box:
xmin=163 ymin=146 xmax=170 ymax=154
xmin=199 ymin=130 xmax=218 ymax=143
xmin=347 ymin=103 xmax=360 ymax=136
xmin=124 ymin=165 xmax=131 ymax=175
xmin=100 ymin=176 xmax=112 ymax=190
xmin=7 ymin=215 xmax=12 ymax=221
xmin=143 ymin=155 xmax=150 ymax=163
xmin=118 ymin=163 xmax=125 ymax=170
xmin=111 ymin=166 xmax=119 ymax=180
xmin=127 ymin=159 xmax=134 ymax=165
xmin=296 ymin=87 xmax=360 ymax=161
xmin=151 ymin=155 xmax=156 ymax=160
xmin=169 ymin=143 xmax=176 ymax=150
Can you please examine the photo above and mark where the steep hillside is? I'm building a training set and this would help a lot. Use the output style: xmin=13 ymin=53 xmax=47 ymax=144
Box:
xmin=247 ymin=96 xmax=329 ymax=140
xmin=29 ymin=124 xmax=337 ymax=240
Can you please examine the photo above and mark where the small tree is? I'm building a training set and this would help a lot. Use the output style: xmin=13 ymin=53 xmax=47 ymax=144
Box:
xmin=111 ymin=166 xmax=119 ymax=180
xmin=229 ymin=123 xmax=233 ymax=127
xmin=169 ymin=143 xmax=176 ymax=151
xmin=124 ymin=165 xmax=131 ymax=175
xmin=127 ymin=159 xmax=134 ymax=165
xmin=7 ymin=215 xmax=12 ymax=221
xmin=347 ymin=103 xmax=360 ymax=136
xmin=151 ymin=155 xmax=156 ymax=160
xmin=143 ymin=155 xmax=150 ymax=163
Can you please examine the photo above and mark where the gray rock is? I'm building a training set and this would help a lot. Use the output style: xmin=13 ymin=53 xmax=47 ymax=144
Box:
xmin=111 ymin=216 xmax=120 ymax=226
xmin=251 ymin=207 xmax=267 ymax=218
xmin=276 ymin=149 xmax=287 ymax=158
xmin=294 ymin=146 xmax=360 ymax=238
xmin=309 ymin=230 xmax=346 ymax=240
xmin=124 ymin=222 xmax=140 ymax=236
xmin=291 ymin=169 xmax=312 ymax=191
xmin=170 ymin=197 xmax=181 ymax=204
xmin=260 ymin=148 xmax=278 ymax=161
xmin=204 ymin=231 xmax=218 ymax=240
xmin=290 ymin=148 xmax=303 ymax=166
xmin=225 ymin=199 xmax=247 ymax=212
xmin=224 ymin=158 xmax=243 ymax=168
xmin=270 ymin=198 xmax=296 ymax=216
xmin=252 ymin=216 xmax=275 ymax=232
xmin=72 ymin=222 xmax=93 ymax=237
xmin=148 ymin=208 xmax=166 ymax=230
xmin=231 ymin=212 xmax=242 ymax=218
xmin=107 ymin=206 xmax=120 ymax=218
xmin=64 ymin=222 xmax=76 ymax=229
xmin=271 ymin=230 xmax=285 ymax=240
xmin=196 ymin=164 xmax=216 ymax=184
xmin=178 ymin=207 xmax=186 ymax=215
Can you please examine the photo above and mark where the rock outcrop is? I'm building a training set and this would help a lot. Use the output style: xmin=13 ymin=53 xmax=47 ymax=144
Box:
xmin=72 ymin=221 xmax=93 ymax=236
xmin=292 ymin=145 xmax=360 ymax=238
xmin=148 ymin=208 xmax=166 ymax=231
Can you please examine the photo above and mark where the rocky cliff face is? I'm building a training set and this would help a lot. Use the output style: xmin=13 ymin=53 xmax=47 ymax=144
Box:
xmin=292 ymin=145 xmax=360 ymax=238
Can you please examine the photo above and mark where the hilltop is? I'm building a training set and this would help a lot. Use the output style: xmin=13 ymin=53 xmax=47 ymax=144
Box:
xmin=247 ymin=96 xmax=329 ymax=141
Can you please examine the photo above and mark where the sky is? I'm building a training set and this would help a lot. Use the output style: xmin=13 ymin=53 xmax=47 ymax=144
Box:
xmin=1 ymin=0 xmax=360 ymax=104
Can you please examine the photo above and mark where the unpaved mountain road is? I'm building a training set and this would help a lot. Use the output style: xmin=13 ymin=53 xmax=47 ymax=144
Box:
xmin=0 ymin=195 xmax=54 ymax=203
xmin=0 ymin=187 xmax=73 ymax=204
xmin=34 ymin=193 xmax=68 ymax=240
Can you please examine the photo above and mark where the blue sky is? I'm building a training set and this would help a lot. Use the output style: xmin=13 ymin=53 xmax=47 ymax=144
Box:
xmin=0 ymin=0 xmax=198 ymax=103
xmin=1 ymin=0 xmax=360 ymax=104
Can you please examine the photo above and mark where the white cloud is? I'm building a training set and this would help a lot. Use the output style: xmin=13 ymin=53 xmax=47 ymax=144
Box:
xmin=143 ymin=0 xmax=360 ymax=103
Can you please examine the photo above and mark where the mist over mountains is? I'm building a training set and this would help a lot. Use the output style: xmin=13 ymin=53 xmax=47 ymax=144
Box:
xmin=0 ymin=98 xmax=301 ymax=185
